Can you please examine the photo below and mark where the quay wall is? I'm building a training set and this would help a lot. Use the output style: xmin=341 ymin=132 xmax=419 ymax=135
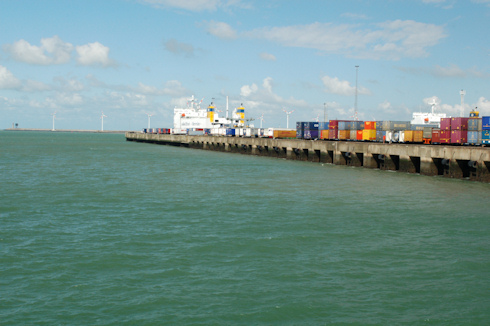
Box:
xmin=125 ymin=132 xmax=490 ymax=182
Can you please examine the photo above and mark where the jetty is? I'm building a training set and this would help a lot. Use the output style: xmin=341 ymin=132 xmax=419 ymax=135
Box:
xmin=125 ymin=132 xmax=490 ymax=182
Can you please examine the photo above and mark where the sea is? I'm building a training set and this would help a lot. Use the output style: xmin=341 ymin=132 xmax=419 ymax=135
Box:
xmin=1 ymin=131 xmax=489 ymax=325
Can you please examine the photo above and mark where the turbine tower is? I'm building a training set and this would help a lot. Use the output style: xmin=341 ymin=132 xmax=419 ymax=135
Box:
xmin=259 ymin=114 xmax=264 ymax=128
xmin=146 ymin=113 xmax=153 ymax=129
xmin=101 ymin=111 xmax=107 ymax=131
xmin=51 ymin=112 xmax=56 ymax=131
xmin=283 ymin=109 xmax=294 ymax=129
xmin=460 ymin=89 xmax=466 ymax=117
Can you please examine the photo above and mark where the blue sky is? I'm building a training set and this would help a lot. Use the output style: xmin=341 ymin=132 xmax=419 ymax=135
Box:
xmin=1 ymin=0 xmax=489 ymax=130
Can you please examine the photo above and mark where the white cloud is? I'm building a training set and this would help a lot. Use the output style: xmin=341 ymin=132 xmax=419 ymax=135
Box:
xmin=204 ymin=20 xmax=237 ymax=40
xmin=0 ymin=65 xmax=22 ymax=89
xmin=3 ymin=36 xmax=73 ymax=65
xmin=259 ymin=52 xmax=276 ymax=61
xmin=240 ymin=83 xmax=258 ymax=97
xmin=139 ymin=0 xmax=249 ymax=12
xmin=321 ymin=75 xmax=371 ymax=96
xmin=241 ymin=20 xmax=446 ymax=60
xmin=76 ymin=42 xmax=114 ymax=66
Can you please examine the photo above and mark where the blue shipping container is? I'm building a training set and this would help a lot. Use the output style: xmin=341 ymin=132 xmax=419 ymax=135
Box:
xmin=226 ymin=128 xmax=235 ymax=136
xmin=467 ymin=131 xmax=481 ymax=145
xmin=482 ymin=130 xmax=490 ymax=144
xmin=304 ymin=130 xmax=319 ymax=139
xmin=304 ymin=122 xmax=319 ymax=130
xmin=482 ymin=116 xmax=490 ymax=129
xmin=318 ymin=122 xmax=329 ymax=130
xmin=468 ymin=118 xmax=481 ymax=131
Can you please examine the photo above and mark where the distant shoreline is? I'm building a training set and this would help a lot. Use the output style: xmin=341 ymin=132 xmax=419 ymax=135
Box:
xmin=3 ymin=128 xmax=130 ymax=134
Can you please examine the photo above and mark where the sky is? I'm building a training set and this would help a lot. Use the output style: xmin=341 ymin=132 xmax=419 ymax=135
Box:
xmin=0 ymin=0 xmax=489 ymax=130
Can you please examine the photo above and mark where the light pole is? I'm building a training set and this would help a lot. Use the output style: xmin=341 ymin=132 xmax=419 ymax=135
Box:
xmin=283 ymin=109 xmax=294 ymax=129
xmin=354 ymin=65 xmax=359 ymax=121
xmin=460 ymin=89 xmax=466 ymax=117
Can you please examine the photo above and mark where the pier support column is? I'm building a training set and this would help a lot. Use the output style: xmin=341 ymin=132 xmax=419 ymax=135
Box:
xmin=224 ymin=143 xmax=231 ymax=152
xmin=251 ymin=145 xmax=258 ymax=155
xmin=333 ymin=150 xmax=343 ymax=165
xmin=363 ymin=153 xmax=378 ymax=168
xmin=420 ymin=157 xmax=438 ymax=176
xmin=203 ymin=142 xmax=208 ymax=150
xmin=286 ymin=147 xmax=293 ymax=159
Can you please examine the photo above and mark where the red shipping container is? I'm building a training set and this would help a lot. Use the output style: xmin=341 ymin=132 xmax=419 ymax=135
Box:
xmin=364 ymin=121 xmax=376 ymax=130
xmin=432 ymin=129 xmax=441 ymax=143
xmin=450 ymin=117 xmax=469 ymax=130
xmin=329 ymin=120 xmax=339 ymax=129
xmin=440 ymin=130 xmax=451 ymax=144
xmin=440 ymin=118 xmax=451 ymax=131
xmin=328 ymin=129 xmax=338 ymax=139
xmin=357 ymin=130 xmax=363 ymax=140
xmin=451 ymin=130 xmax=468 ymax=144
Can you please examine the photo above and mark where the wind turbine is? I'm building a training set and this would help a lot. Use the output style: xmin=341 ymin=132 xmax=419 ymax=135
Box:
xmin=101 ymin=111 xmax=107 ymax=131
xmin=145 ymin=112 xmax=153 ymax=129
xmin=283 ymin=109 xmax=294 ymax=129
xmin=258 ymin=114 xmax=265 ymax=128
xmin=51 ymin=111 xmax=56 ymax=131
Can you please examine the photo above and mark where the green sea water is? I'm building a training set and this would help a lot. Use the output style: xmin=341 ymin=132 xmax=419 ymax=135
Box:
xmin=1 ymin=131 xmax=489 ymax=325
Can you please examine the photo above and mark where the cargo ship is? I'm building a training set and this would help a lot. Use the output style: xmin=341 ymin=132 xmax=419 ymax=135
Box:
xmin=411 ymin=99 xmax=446 ymax=127
xmin=172 ymin=95 xmax=246 ymax=133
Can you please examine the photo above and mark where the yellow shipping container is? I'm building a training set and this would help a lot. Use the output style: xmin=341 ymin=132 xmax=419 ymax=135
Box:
xmin=404 ymin=130 xmax=414 ymax=142
xmin=362 ymin=129 xmax=376 ymax=141
xmin=413 ymin=130 xmax=423 ymax=143
xmin=273 ymin=130 xmax=296 ymax=138
xmin=338 ymin=130 xmax=350 ymax=140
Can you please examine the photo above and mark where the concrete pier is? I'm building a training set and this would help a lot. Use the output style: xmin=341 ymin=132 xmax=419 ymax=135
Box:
xmin=126 ymin=132 xmax=490 ymax=182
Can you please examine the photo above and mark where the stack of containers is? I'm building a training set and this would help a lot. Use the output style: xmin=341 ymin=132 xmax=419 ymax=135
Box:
xmin=467 ymin=117 xmax=482 ymax=145
xmin=362 ymin=121 xmax=376 ymax=141
xmin=319 ymin=121 xmax=329 ymax=140
xmin=450 ymin=117 xmax=469 ymax=144
xmin=375 ymin=122 xmax=384 ymax=142
xmin=440 ymin=118 xmax=451 ymax=144
xmin=431 ymin=129 xmax=441 ymax=144
xmin=338 ymin=120 xmax=351 ymax=140
xmin=482 ymin=116 xmax=490 ymax=145
xmin=296 ymin=122 xmax=304 ymax=139
xmin=303 ymin=122 xmax=319 ymax=139
xmin=329 ymin=120 xmax=339 ymax=140
xmin=349 ymin=121 xmax=364 ymax=141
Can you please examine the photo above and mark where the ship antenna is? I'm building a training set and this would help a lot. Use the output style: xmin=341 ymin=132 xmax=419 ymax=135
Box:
xmin=429 ymin=98 xmax=437 ymax=114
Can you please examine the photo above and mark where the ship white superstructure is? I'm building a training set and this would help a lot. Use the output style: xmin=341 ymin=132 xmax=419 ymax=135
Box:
xmin=173 ymin=95 xmax=245 ymax=130
xmin=411 ymin=99 xmax=446 ymax=126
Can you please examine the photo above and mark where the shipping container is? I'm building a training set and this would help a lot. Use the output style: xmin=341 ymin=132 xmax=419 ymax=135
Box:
xmin=467 ymin=131 xmax=482 ymax=145
xmin=304 ymin=130 xmax=319 ymax=139
xmin=320 ymin=129 xmax=329 ymax=140
xmin=329 ymin=120 xmax=339 ymax=129
xmin=328 ymin=129 xmax=339 ymax=140
xmin=398 ymin=131 xmax=405 ymax=143
xmin=338 ymin=130 xmax=350 ymax=140
xmin=413 ymin=130 xmax=423 ymax=143
xmin=451 ymin=117 xmax=469 ymax=131
xmin=468 ymin=118 xmax=482 ymax=131
xmin=350 ymin=129 xmax=357 ymax=140
xmin=296 ymin=122 xmax=304 ymax=139
xmin=364 ymin=121 xmax=376 ymax=130
xmin=422 ymin=127 xmax=433 ymax=139
xmin=440 ymin=118 xmax=451 ymax=131
xmin=304 ymin=122 xmax=319 ymax=130
xmin=348 ymin=121 xmax=364 ymax=130
xmin=380 ymin=121 xmax=411 ymax=131
xmin=318 ymin=122 xmax=329 ymax=130
xmin=273 ymin=129 xmax=297 ymax=139
xmin=482 ymin=117 xmax=490 ymax=129
xmin=482 ymin=130 xmax=490 ymax=144
xmin=376 ymin=130 xmax=386 ymax=142
xmin=440 ymin=130 xmax=451 ymax=144
xmin=226 ymin=128 xmax=236 ymax=136
xmin=362 ymin=129 xmax=376 ymax=141
xmin=356 ymin=130 xmax=363 ymax=141
xmin=451 ymin=130 xmax=468 ymax=144
xmin=432 ymin=129 xmax=441 ymax=144
xmin=338 ymin=121 xmax=350 ymax=130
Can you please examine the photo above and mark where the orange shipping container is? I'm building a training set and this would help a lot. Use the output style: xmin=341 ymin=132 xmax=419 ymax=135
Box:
xmin=413 ymin=130 xmax=423 ymax=143
xmin=320 ymin=129 xmax=329 ymax=140
xmin=362 ymin=129 xmax=376 ymax=141
xmin=338 ymin=130 xmax=350 ymax=140
xmin=273 ymin=130 xmax=296 ymax=138
xmin=364 ymin=121 xmax=376 ymax=130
